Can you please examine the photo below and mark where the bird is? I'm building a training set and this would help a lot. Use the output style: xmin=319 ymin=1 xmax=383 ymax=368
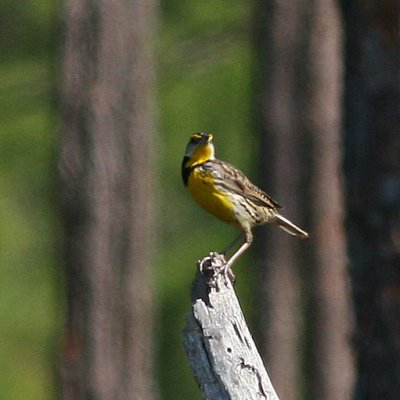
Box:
xmin=181 ymin=132 xmax=308 ymax=270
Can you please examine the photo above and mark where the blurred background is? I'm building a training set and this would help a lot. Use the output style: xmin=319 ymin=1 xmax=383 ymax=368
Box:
xmin=1 ymin=1 xmax=399 ymax=399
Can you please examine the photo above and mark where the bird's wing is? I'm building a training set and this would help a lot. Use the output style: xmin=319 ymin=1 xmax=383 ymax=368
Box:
xmin=204 ymin=160 xmax=282 ymax=209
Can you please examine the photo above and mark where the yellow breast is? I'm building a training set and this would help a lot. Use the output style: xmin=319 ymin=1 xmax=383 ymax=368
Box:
xmin=187 ymin=167 xmax=236 ymax=224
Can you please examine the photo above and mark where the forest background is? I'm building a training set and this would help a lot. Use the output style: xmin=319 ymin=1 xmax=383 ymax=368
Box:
xmin=1 ymin=1 xmax=399 ymax=399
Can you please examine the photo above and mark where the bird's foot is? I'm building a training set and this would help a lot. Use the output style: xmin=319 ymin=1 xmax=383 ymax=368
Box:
xmin=198 ymin=252 xmax=235 ymax=288
xmin=221 ymin=262 xmax=236 ymax=285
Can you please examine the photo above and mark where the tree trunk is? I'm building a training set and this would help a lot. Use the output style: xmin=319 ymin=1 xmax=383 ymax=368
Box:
xmin=255 ymin=1 xmax=354 ymax=398
xmin=59 ymin=1 xmax=158 ymax=399
xmin=341 ymin=1 xmax=400 ymax=399
xmin=254 ymin=2 xmax=308 ymax=398
xmin=304 ymin=1 xmax=354 ymax=399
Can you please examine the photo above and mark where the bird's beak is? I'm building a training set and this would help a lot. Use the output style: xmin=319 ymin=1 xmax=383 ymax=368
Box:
xmin=205 ymin=133 xmax=213 ymax=143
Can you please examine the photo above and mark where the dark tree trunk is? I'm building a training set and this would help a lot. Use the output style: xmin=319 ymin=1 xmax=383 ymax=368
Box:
xmin=341 ymin=1 xmax=400 ymax=399
xmin=255 ymin=0 xmax=354 ymax=398
xmin=255 ymin=2 xmax=309 ymax=398
xmin=59 ymin=1 xmax=158 ymax=399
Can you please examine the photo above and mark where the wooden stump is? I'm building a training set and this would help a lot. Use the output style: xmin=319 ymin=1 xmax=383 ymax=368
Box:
xmin=183 ymin=253 xmax=280 ymax=400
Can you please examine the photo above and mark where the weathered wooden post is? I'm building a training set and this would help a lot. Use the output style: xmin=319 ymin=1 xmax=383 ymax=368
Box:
xmin=183 ymin=253 xmax=280 ymax=400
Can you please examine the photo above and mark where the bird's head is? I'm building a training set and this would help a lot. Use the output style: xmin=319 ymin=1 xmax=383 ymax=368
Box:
xmin=183 ymin=133 xmax=215 ymax=167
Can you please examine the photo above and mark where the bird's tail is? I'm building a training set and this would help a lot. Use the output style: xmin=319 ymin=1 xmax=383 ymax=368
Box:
xmin=275 ymin=214 xmax=309 ymax=238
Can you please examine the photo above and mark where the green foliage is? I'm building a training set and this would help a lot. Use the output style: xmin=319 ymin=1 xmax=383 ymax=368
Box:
xmin=157 ymin=1 xmax=256 ymax=397
xmin=0 ymin=2 xmax=60 ymax=399
xmin=0 ymin=63 xmax=60 ymax=399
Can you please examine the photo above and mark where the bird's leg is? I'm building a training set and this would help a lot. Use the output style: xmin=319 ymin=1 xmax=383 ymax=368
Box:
xmin=217 ymin=232 xmax=246 ymax=283
xmin=223 ymin=230 xmax=253 ymax=273
xmin=220 ymin=232 xmax=245 ymax=257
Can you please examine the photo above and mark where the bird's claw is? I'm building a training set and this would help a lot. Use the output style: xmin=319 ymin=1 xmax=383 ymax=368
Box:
xmin=198 ymin=252 xmax=235 ymax=288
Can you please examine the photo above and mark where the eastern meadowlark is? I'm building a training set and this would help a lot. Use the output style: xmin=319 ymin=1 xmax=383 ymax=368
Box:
xmin=181 ymin=133 xmax=308 ymax=269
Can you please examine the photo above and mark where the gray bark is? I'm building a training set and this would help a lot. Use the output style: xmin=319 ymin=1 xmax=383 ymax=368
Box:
xmin=183 ymin=254 xmax=280 ymax=400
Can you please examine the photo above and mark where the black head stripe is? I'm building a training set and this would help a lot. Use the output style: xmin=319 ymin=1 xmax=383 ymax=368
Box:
xmin=181 ymin=156 xmax=192 ymax=186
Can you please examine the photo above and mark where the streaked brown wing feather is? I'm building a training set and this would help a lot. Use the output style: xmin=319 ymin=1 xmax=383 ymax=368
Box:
xmin=204 ymin=159 xmax=281 ymax=209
